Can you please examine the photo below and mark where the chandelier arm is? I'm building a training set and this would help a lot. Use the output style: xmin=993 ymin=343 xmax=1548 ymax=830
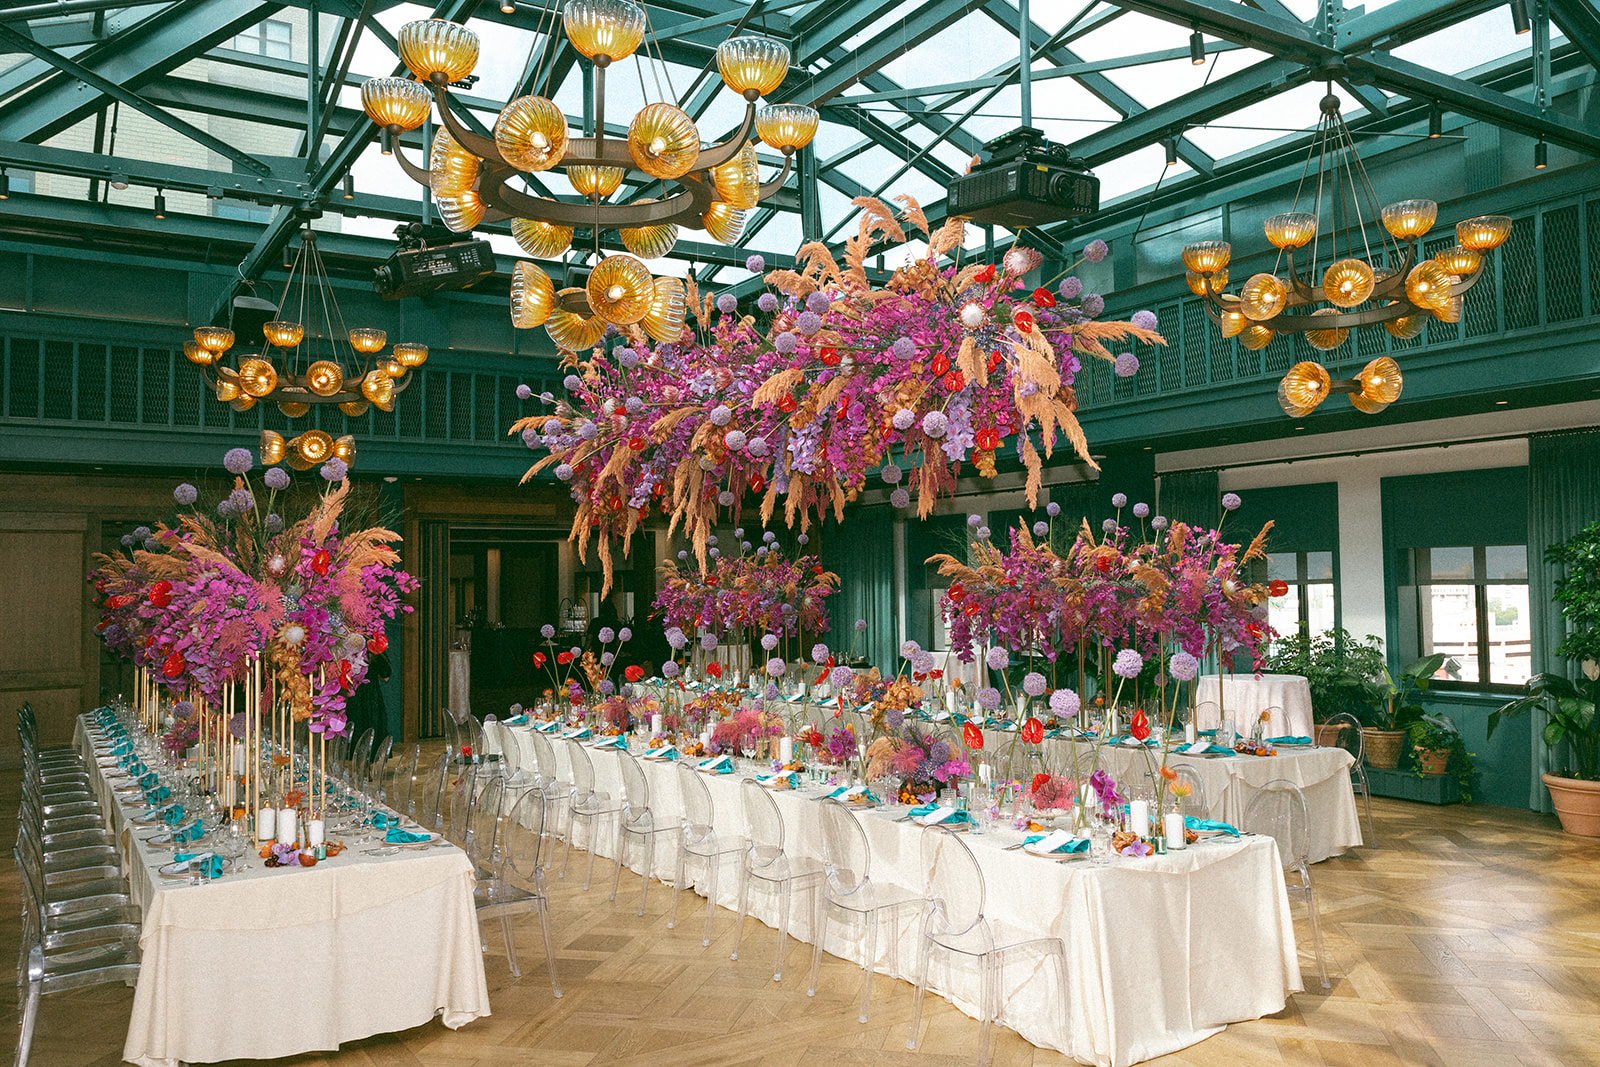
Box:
xmin=392 ymin=140 xmax=433 ymax=186
xmin=687 ymin=101 xmax=758 ymax=172
xmin=479 ymin=168 xmax=712 ymax=225
xmin=427 ymin=79 xmax=505 ymax=165
xmin=1262 ymin=302 xmax=1415 ymax=332
xmin=756 ymin=152 xmax=794 ymax=197
xmin=1450 ymin=265 xmax=1486 ymax=298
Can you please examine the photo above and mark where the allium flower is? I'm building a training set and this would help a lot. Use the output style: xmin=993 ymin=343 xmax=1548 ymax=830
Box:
xmin=700 ymin=633 xmax=718 ymax=651
xmin=829 ymin=665 xmax=853 ymax=688
xmin=756 ymin=292 xmax=779 ymax=313
xmin=1050 ymin=688 xmax=1080 ymax=717
xmin=577 ymin=420 xmax=598 ymax=440
xmin=901 ymin=640 xmax=922 ymax=659
xmin=265 ymin=513 xmax=283 ymax=533
xmin=796 ymin=311 xmax=822 ymax=335
xmin=223 ymin=447 xmax=253 ymax=475
xmin=625 ymin=396 xmax=644 ymax=415
xmin=985 ymin=647 xmax=1009 ymax=671
xmin=855 ymin=618 xmax=867 ymax=632
xmin=977 ymin=687 xmax=1001 ymax=710
xmin=709 ymin=404 xmax=732 ymax=426
xmin=1168 ymin=651 xmax=1200 ymax=682
xmin=555 ymin=464 xmax=574 ymax=481
xmin=216 ymin=500 xmax=235 ymax=519
xmin=541 ymin=624 xmax=556 ymax=639
xmin=662 ymin=661 xmax=680 ymax=678
xmin=1046 ymin=501 xmax=1061 ymax=517
xmin=761 ymin=633 xmax=779 ymax=651
xmin=890 ymin=488 xmax=910 ymax=509
xmin=765 ymin=657 xmax=785 ymax=677
xmin=707 ymin=535 xmax=718 ymax=546
xmin=228 ymin=488 xmax=254 ymax=513
xmin=885 ymin=707 xmax=905 ymax=730
xmin=600 ymin=652 xmax=614 ymax=666
xmin=1022 ymin=671 xmax=1047 ymax=697
xmin=716 ymin=293 xmax=738 ymax=313
xmin=1083 ymin=238 xmax=1109 ymax=263
xmin=735 ymin=527 xmax=746 ymax=538
xmin=1058 ymin=276 xmax=1083 ymax=300
xmin=976 ymin=526 xmax=990 ymax=540
xmin=717 ymin=491 xmax=734 ymax=506
xmin=173 ymin=483 xmax=197 ymax=505
xmin=1033 ymin=521 xmax=1048 ymax=536
xmin=134 ymin=526 xmax=152 ymax=540
xmin=1152 ymin=515 xmax=1169 ymax=530
xmin=1102 ymin=518 xmax=1117 ymax=532
xmin=765 ymin=682 xmax=780 ymax=699
xmin=762 ymin=531 xmax=776 ymax=543
xmin=724 ymin=429 xmax=748 ymax=451
xmin=912 ymin=650 xmax=935 ymax=675
xmin=797 ymin=533 xmax=809 ymax=545
xmin=1132 ymin=309 xmax=1158 ymax=331
xmin=806 ymin=290 xmax=830 ymax=313
xmin=665 ymin=627 xmax=686 ymax=649
xmin=747 ymin=438 xmax=769 ymax=458
xmin=321 ymin=458 xmax=348 ymax=481
xmin=264 ymin=468 xmax=290 ymax=490
xmin=921 ymin=410 xmax=949 ymax=438
xmin=598 ymin=626 xmax=615 ymax=644
xmin=618 ymin=348 xmax=640 ymax=369
xmin=563 ymin=374 xmax=582 ymax=391
xmin=1222 ymin=492 xmax=1242 ymax=511
xmin=619 ymin=627 xmax=631 ymax=642
xmin=120 ymin=534 xmax=135 ymax=547
xmin=516 ymin=383 xmax=533 ymax=400
xmin=1111 ymin=493 xmax=1128 ymax=508
xmin=1112 ymin=648 xmax=1144 ymax=679
xmin=881 ymin=463 xmax=902 ymax=484
xmin=1081 ymin=293 xmax=1104 ymax=317
xmin=892 ymin=408 xmax=916 ymax=431
xmin=677 ymin=549 xmax=689 ymax=561
xmin=929 ymin=740 xmax=952 ymax=765
xmin=1114 ymin=353 xmax=1140 ymax=378
xmin=745 ymin=254 xmax=765 ymax=273
xmin=890 ymin=337 xmax=916 ymax=359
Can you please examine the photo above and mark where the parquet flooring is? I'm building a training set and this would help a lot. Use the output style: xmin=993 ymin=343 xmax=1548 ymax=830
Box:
xmin=6 ymin=770 xmax=1600 ymax=1066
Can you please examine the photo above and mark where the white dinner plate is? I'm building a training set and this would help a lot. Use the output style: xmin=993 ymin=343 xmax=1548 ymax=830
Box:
xmin=158 ymin=856 xmax=232 ymax=877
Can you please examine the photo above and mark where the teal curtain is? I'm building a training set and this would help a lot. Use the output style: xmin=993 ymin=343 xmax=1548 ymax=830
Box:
xmin=1528 ymin=431 xmax=1600 ymax=810
xmin=1158 ymin=470 xmax=1220 ymax=531
xmin=1048 ymin=480 xmax=1105 ymax=545
xmin=820 ymin=505 xmax=896 ymax=674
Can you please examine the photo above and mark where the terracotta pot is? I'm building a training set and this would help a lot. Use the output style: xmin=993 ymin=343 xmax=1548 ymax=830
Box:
xmin=1314 ymin=722 xmax=1348 ymax=749
xmin=1362 ymin=728 xmax=1406 ymax=770
xmin=1413 ymin=747 xmax=1451 ymax=776
xmin=1542 ymin=772 xmax=1600 ymax=837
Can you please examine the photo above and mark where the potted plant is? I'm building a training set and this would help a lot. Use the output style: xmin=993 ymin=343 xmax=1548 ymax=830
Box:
xmin=1262 ymin=627 xmax=1390 ymax=747
xmin=1406 ymin=713 xmax=1458 ymax=775
xmin=1489 ymin=519 xmax=1600 ymax=835
xmin=1360 ymin=653 xmax=1448 ymax=770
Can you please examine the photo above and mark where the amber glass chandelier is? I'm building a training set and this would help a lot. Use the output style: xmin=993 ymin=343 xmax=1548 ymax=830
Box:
xmin=1181 ymin=93 xmax=1511 ymax=417
xmin=184 ymin=227 xmax=426 ymax=467
xmin=360 ymin=6 xmax=817 ymax=351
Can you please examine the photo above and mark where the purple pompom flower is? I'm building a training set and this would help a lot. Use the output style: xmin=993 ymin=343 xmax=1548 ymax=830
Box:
xmin=806 ymin=291 xmax=830 ymax=313
xmin=890 ymin=488 xmax=910 ymax=509
xmin=1132 ymin=309 xmax=1158 ymax=331
xmin=1083 ymin=238 xmax=1109 ymax=263
xmin=716 ymin=293 xmax=738 ymax=314
xmin=666 ymin=627 xmax=686 ymax=649
xmin=1168 ymin=651 xmax=1200 ymax=682
xmin=976 ymin=526 xmax=990 ymax=540
xmin=855 ymin=618 xmax=868 ymax=632
xmin=774 ymin=331 xmax=799 ymax=353
xmin=977 ymin=687 xmax=1002 ymax=711
xmin=921 ymin=410 xmax=948 ymax=438
xmin=264 ymin=468 xmax=290 ymax=490
xmin=228 ymin=488 xmax=254 ymax=512
xmin=598 ymin=626 xmax=615 ymax=644
xmin=541 ymin=624 xmax=556 ymax=640
xmin=1152 ymin=515 xmax=1168 ymax=530
xmin=1112 ymin=648 xmax=1144 ymax=679
xmin=890 ymin=337 xmax=916 ymax=360
xmin=1033 ymin=521 xmax=1048 ymax=536
xmin=765 ymin=657 xmax=785 ymax=678
xmin=516 ymin=383 xmax=533 ymax=400
xmin=320 ymin=458 xmax=348 ymax=482
xmin=1058 ymin=276 xmax=1083 ymax=300
xmin=745 ymin=254 xmax=765 ymax=273
xmin=1133 ymin=502 xmax=1149 ymax=518
xmin=662 ymin=661 xmax=680 ymax=678
xmin=985 ymin=647 xmax=1009 ymax=671
xmin=173 ymin=483 xmax=198 ymax=505
xmin=881 ymin=463 xmax=902 ymax=485
xmin=761 ymin=633 xmax=779 ymax=651
xmin=811 ymin=643 xmax=830 ymax=664
xmin=1222 ymin=492 xmax=1242 ymax=511
xmin=1046 ymin=501 xmax=1061 ymax=517
xmin=796 ymin=311 xmax=822 ymax=335
xmin=1111 ymin=493 xmax=1128 ymax=508
xmin=1114 ymin=352 xmax=1140 ymax=378
xmin=892 ymin=408 xmax=916 ymax=431
xmin=710 ymin=404 xmax=733 ymax=426
xmin=1022 ymin=671 xmax=1047 ymax=697
xmin=757 ymin=293 xmax=779 ymax=312
xmin=829 ymin=665 xmax=853 ymax=688
xmin=1081 ymin=293 xmax=1104 ymax=317
xmin=223 ymin=447 xmax=253 ymax=475
xmin=700 ymin=633 xmax=719 ymax=651
xmin=1050 ymin=688 xmax=1080 ymax=718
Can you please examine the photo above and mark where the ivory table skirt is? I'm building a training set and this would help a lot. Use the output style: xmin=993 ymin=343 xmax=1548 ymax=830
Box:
xmin=1193 ymin=674 xmax=1315 ymax=737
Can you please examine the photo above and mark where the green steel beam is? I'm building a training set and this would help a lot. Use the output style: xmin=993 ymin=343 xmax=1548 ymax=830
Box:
xmin=1106 ymin=0 xmax=1337 ymax=61
xmin=1335 ymin=0 xmax=1507 ymax=51
xmin=779 ymin=1 xmax=975 ymax=103
xmin=0 ymin=139 xmax=311 ymax=201
xmin=1550 ymin=0 xmax=1600 ymax=72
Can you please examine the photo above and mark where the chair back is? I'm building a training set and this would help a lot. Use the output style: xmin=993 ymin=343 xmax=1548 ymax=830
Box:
xmin=617 ymin=751 xmax=652 ymax=827
xmin=920 ymin=824 xmax=987 ymax=938
xmin=446 ymin=762 xmax=478 ymax=845
xmin=492 ymin=722 xmax=525 ymax=777
xmin=462 ymin=716 xmax=485 ymax=761
xmin=470 ymin=774 xmax=505 ymax=866
xmin=1168 ymin=763 xmax=1209 ymax=818
xmin=567 ymin=741 xmax=597 ymax=795
xmin=676 ymin=762 xmax=718 ymax=845
xmin=1322 ymin=712 xmax=1364 ymax=761
xmin=386 ymin=743 xmax=420 ymax=811
xmin=367 ymin=735 xmax=394 ymax=791
xmin=739 ymin=778 xmax=787 ymax=867
xmin=529 ymin=729 xmax=559 ymax=783
xmin=1192 ymin=700 xmax=1222 ymax=732
xmin=348 ymin=729 xmax=376 ymax=783
xmin=503 ymin=789 xmax=549 ymax=894
xmin=817 ymin=798 xmax=871 ymax=897
xmin=416 ymin=751 xmax=451 ymax=830
xmin=1243 ymin=777 xmax=1311 ymax=870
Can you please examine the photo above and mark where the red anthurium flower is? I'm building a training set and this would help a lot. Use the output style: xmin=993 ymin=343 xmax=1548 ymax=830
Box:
xmin=312 ymin=549 xmax=332 ymax=576
xmin=106 ymin=594 xmax=135 ymax=609
xmin=367 ymin=632 xmax=388 ymax=654
xmin=974 ymin=264 xmax=996 ymax=283
xmin=987 ymin=350 xmax=1003 ymax=373
xmin=653 ymin=482 xmax=666 ymax=496
xmin=1021 ymin=717 xmax=1044 ymax=744
xmin=706 ymin=662 xmax=723 ymax=679
xmin=1013 ymin=309 xmax=1034 ymax=334
xmin=778 ymin=394 xmax=797 ymax=413
xmin=948 ymin=583 xmax=965 ymax=602
xmin=930 ymin=352 xmax=951 ymax=376
xmin=1130 ymin=708 xmax=1151 ymax=742
xmin=95 ymin=618 xmax=111 ymax=632
xmin=148 ymin=580 xmax=173 ymax=608
xmin=807 ymin=730 xmax=824 ymax=746
xmin=1269 ymin=579 xmax=1289 ymax=597
xmin=943 ymin=370 xmax=965 ymax=392
xmin=974 ymin=427 xmax=1000 ymax=451
xmin=963 ymin=603 xmax=981 ymax=616
xmin=629 ymin=436 xmax=646 ymax=450
xmin=1031 ymin=772 xmax=1052 ymax=794
xmin=1246 ymin=621 xmax=1263 ymax=639
xmin=461 ymin=745 xmax=474 ymax=757
xmin=338 ymin=659 xmax=353 ymax=690
xmin=963 ymin=722 xmax=984 ymax=750
xmin=556 ymin=651 xmax=574 ymax=666
xmin=161 ymin=649 xmax=186 ymax=679
xmin=533 ymin=652 xmax=547 ymax=667
xmin=1032 ymin=286 xmax=1057 ymax=308
xmin=1095 ymin=556 xmax=1112 ymax=573
xmin=144 ymin=635 xmax=156 ymax=649
xmin=624 ymin=665 xmax=645 ymax=683
xmin=819 ymin=347 xmax=840 ymax=366
xmin=930 ymin=668 xmax=943 ymax=680
xmin=607 ymin=494 xmax=622 ymax=510
xmin=637 ymin=505 xmax=650 ymax=518
xmin=749 ymin=472 xmax=766 ymax=494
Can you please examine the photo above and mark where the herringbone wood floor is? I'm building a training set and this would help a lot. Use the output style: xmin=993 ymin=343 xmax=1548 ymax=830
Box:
xmin=8 ymin=773 xmax=1600 ymax=1066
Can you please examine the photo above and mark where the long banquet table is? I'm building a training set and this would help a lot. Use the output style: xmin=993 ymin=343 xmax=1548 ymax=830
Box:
xmin=506 ymin=723 xmax=1306 ymax=1067
xmin=75 ymin=716 xmax=491 ymax=1067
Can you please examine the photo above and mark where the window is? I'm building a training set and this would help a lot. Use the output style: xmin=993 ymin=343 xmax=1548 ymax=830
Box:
xmin=1264 ymin=550 xmax=1336 ymax=640
xmin=1405 ymin=545 xmax=1530 ymax=688
xmin=228 ymin=19 xmax=292 ymax=59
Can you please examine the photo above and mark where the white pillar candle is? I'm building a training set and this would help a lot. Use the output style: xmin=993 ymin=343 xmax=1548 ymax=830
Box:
xmin=233 ymin=741 xmax=246 ymax=774
xmin=256 ymin=807 xmax=276 ymax=842
xmin=1108 ymin=707 xmax=1119 ymax=736
xmin=651 ymin=713 xmax=663 ymax=735
xmin=1165 ymin=811 xmax=1186 ymax=849
xmin=978 ymin=762 xmax=991 ymax=785
xmin=779 ymin=737 xmax=794 ymax=764
xmin=700 ymin=729 xmax=712 ymax=748
xmin=306 ymin=818 xmax=325 ymax=847
xmin=1015 ymin=694 xmax=1027 ymax=719
xmin=1184 ymin=721 xmax=1197 ymax=744
xmin=1130 ymin=799 xmax=1150 ymax=837
xmin=276 ymin=808 xmax=298 ymax=846
xmin=946 ymin=689 xmax=957 ymax=716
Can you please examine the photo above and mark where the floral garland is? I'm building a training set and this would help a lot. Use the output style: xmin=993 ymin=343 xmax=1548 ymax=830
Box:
xmin=652 ymin=540 xmax=836 ymax=640
xmin=512 ymin=196 xmax=1163 ymax=592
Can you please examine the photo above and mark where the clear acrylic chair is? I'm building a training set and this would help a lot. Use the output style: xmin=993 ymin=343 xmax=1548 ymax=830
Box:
xmin=346 ymin=728 xmax=376 ymax=787
xmin=416 ymin=750 xmax=451 ymax=830
xmin=1323 ymin=712 xmax=1374 ymax=846
xmin=367 ymin=734 xmax=395 ymax=789
xmin=731 ymin=778 xmax=826 ymax=982
xmin=1243 ymin=778 xmax=1332 ymax=990
xmin=809 ymin=798 xmax=924 ymax=1022
xmin=1167 ymin=763 xmax=1210 ymax=818
xmin=445 ymin=761 xmax=479 ymax=848
xmin=385 ymin=743 xmax=421 ymax=813
xmin=468 ymin=774 xmax=506 ymax=880
xmin=670 ymin=762 xmax=744 ymax=946
xmin=609 ymin=751 xmax=677 ymax=916
xmin=907 ymin=826 xmax=1069 ymax=1067
xmin=476 ymin=789 xmax=562 ymax=997
xmin=526 ymin=728 xmax=572 ymax=859
xmin=562 ymin=741 xmax=620 ymax=888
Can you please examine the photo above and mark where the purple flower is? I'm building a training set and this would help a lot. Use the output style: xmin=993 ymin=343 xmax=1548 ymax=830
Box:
xmin=855 ymin=618 xmax=868 ymax=632
xmin=228 ymin=488 xmax=254 ymax=513
xmin=724 ymin=429 xmax=748 ymax=451
xmin=891 ymin=408 xmax=916 ymax=431
xmin=1102 ymin=518 xmax=1117 ymax=532
xmin=120 ymin=534 xmax=135 ymax=547
xmin=977 ymin=687 xmax=1001 ymax=711
xmin=173 ymin=483 xmax=197 ymax=505
xmin=1114 ymin=353 xmax=1140 ymax=378
xmin=757 ymin=293 xmax=779 ymax=312
xmin=774 ymin=331 xmax=799 ymax=353
xmin=1132 ymin=309 xmax=1158 ymax=331
xmin=1046 ymin=502 xmax=1061 ymax=518
xmin=828 ymin=665 xmax=853 ymax=688
xmin=985 ymin=647 xmax=1009 ymax=671
xmin=662 ymin=661 xmax=680 ymax=678
xmin=516 ymin=383 xmax=533 ymax=400
xmin=563 ymin=374 xmax=582 ymax=392
xmin=761 ymin=633 xmax=779 ymax=651
xmin=717 ymin=293 xmax=738 ymax=314
xmin=886 ymin=707 xmax=905 ymax=730
xmin=1058 ymin=276 xmax=1083 ymax=300
xmin=1032 ymin=521 xmax=1048 ymax=537
xmin=223 ymin=447 xmax=253 ymax=475
xmin=765 ymin=657 xmax=785 ymax=677
xmin=796 ymin=311 xmax=822 ymax=335
xmin=1050 ymin=688 xmax=1080 ymax=718
xmin=976 ymin=526 xmax=990 ymax=540
xmin=1111 ymin=493 xmax=1128 ymax=508
xmin=747 ymin=438 xmax=769 ymax=458
xmin=321 ymin=458 xmax=348 ymax=482
xmin=764 ymin=682 xmax=780 ymax=699
xmin=797 ymin=533 xmax=809 ymax=545
xmin=700 ymin=633 xmax=718 ymax=651
xmin=912 ymin=650 xmax=935 ymax=674
xmin=890 ymin=488 xmax=910 ymax=509
xmin=880 ymin=463 xmax=902 ymax=485
xmin=1168 ymin=651 xmax=1200 ymax=682
xmin=1022 ymin=671 xmax=1047 ymax=697
xmin=676 ymin=549 xmax=689 ymax=561
xmin=1081 ymin=293 xmax=1104 ymax=317
xmin=1132 ymin=502 xmax=1149 ymax=519
xmin=625 ymin=396 xmax=644 ymax=415
xmin=762 ymin=530 xmax=776 ymax=543
xmin=710 ymin=404 xmax=732 ymax=426
xmin=805 ymin=291 xmax=830 ymax=313
xmin=1152 ymin=515 xmax=1169 ymax=530
xmin=264 ymin=467 xmax=290 ymax=490
xmin=1112 ymin=648 xmax=1144 ymax=679
xmin=921 ymin=411 xmax=948 ymax=438
xmin=134 ymin=526 xmax=151 ymax=540
xmin=541 ymin=624 xmax=556 ymax=640
xmin=1222 ymin=492 xmax=1242 ymax=511
xmin=598 ymin=679 xmax=615 ymax=696
xmin=1083 ymin=239 xmax=1108 ymax=263
xmin=745 ymin=254 xmax=765 ymax=273
xmin=577 ymin=420 xmax=598 ymax=440
xmin=265 ymin=513 xmax=283 ymax=534
xmin=716 ymin=491 xmax=734 ymax=507
xmin=929 ymin=741 xmax=951 ymax=764
xmin=598 ymin=626 xmax=615 ymax=644
xmin=216 ymin=500 xmax=235 ymax=519
xmin=890 ymin=337 xmax=916 ymax=360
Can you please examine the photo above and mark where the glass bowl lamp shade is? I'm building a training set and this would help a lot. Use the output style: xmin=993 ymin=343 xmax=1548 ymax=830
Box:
xmin=1239 ymin=324 xmax=1275 ymax=350
xmin=399 ymin=19 xmax=480 ymax=82
xmin=716 ymin=36 xmax=791 ymax=99
xmin=333 ymin=435 xmax=357 ymax=463
xmin=711 ymin=142 xmax=760 ymax=209
xmin=429 ymin=129 xmax=479 ymax=198
xmin=1351 ymin=356 xmax=1402 ymax=413
xmin=755 ymin=104 xmax=818 ymax=153
xmin=392 ymin=342 xmax=429 ymax=368
xmin=641 ymin=276 xmax=687 ymax=343
xmin=511 ymin=218 xmax=573 ymax=258
xmin=339 ymin=400 xmax=370 ymax=417
xmin=1384 ymin=313 xmax=1426 ymax=339
xmin=1304 ymin=307 xmax=1349 ymax=351
xmin=194 ymin=326 xmax=235 ymax=353
xmin=1455 ymin=215 xmax=1513 ymax=251
xmin=702 ymin=201 xmax=747 ymax=244
xmin=1263 ymin=212 xmax=1316 ymax=249
xmin=546 ymin=292 xmax=606 ymax=351
xmin=238 ymin=358 xmax=278 ymax=398
xmin=1434 ymin=295 xmax=1464 ymax=323
xmin=619 ymin=201 xmax=679 ymax=259
xmin=182 ymin=340 xmax=217 ymax=366
xmin=1239 ymin=273 xmax=1288 ymax=320
xmin=1434 ymin=244 xmax=1482 ymax=277
xmin=1405 ymin=261 xmax=1453 ymax=310
xmin=1322 ymin=258 xmax=1375 ymax=308
xmin=349 ymin=328 xmax=387 ymax=354
xmin=230 ymin=396 xmax=257 ymax=413
xmin=568 ymin=164 xmax=625 ymax=199
xmin=260 ymin=430 xmax=287 ymax=465
xmin=361 ymin=370 xmax=396 ymax=411
xmin=215 ymin=378 xmax=240 ymax=402
xmin=263 ymin=320 xmax=304 ymax=347
xmin=360 ymin=77 xmax=432 ymax=131
xmin=295 ymin=429 xmax=335 ymax=464
xmin=563 ymin=0 xmax=646 ymax=62
xmin=510 ymin=261 xmax=556 ymax=329
xmin=494 ymin=96 xmax=567 ymax=172
xmin=277 ymin=401 xmax=310 ymax=418
xmin=1278 ymin=361 xmax=1331 ymax=417
xmin=1181 ymin=240 xmax=1230 ymax=274
xmin=305 ymin=360 xmax=345 ymax=396
xmin=1185 ymin=268 xmax=1228 ymax=296
xmin=627 ymin=104 xmax=700 ymax=181
xmin=381 ymin=358 xmax=406 ymax=378
xmin=586 ymin=255 xmax=653 ymax=325
xmin=435 ymin=187 xmax=486 ymax=232
xmin=1217 ymin=307 xmax=1249 ymax=338
xmin=1380 ymin=199 xmax=1437 ymax=240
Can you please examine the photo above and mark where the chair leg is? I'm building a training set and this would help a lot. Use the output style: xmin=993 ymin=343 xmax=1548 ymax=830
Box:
xmin=500 ymin=912 xmax=522 ymax=978
xmin=976 ymin=954 xmax=997 ymax=1067
xmin=859 ymin=906 xmax=877 ymax=1023
xmin=730 ymin=862 xmax=750 ymax=962
xmin=583 ymin=814 xmax=600 ymax=891
xmin=807 ymin=900 xmax=828 ymax=997
xmin=537 ymin=899 xmax=563 ymax=998
xmin=560 ymin=813 xmax=575 ymax=880
xmin=702 ymin=856 xmax=718 ymax=947
xmin=774 ymin=879 xmax=791 ymax=981
xmin=668 ymin=847 xmax=685 ymax=930
xmin=16 ymin=968 xmax=41 ymax=1067
xmin=1360 ymin=779 xmax=1376 ymax=848
xmin=638 ymin=834 xmax=651 ymax=917
xmin=609 ymin=820 xmax=625 ymax=903
xmin=1301 ymin=870 xmax=1331 ymax=990
xmin=906 ymin=935 xmax=931 ymax=1051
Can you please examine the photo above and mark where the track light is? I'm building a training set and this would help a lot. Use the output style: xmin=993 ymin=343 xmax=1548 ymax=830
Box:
xmin=1535 ymin=139 xmax=1548 ymax=169
xmin=500 ymin=0 xmax=516 ymax=11
xmin=343 ymin=173 xmax=355 ymax=199
xmin=0 ymin=170 xmax=9 ymax=200
xmin=1164 ymin=138 xmax=1178 ymax=166
xmin=1190 ymin=27 xmax=1205 ymax=65
xmin=380 ymin=128 xmax=393 ymax=156
xmin=154 ymin=189 xmax=166 ymax=219
xmin=1511 ymin=0 xmax=1530 ymax=34
xmin=1428 ymin=104 xmax=1442 ymax=138
xmin=109 ymin=172 xmax=128 ymax=190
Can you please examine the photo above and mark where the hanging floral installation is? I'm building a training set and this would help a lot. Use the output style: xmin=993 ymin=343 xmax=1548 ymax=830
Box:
xmin=512 ymin=195 xmax=1164 ymax=593
xmin=89 ymin=450 xmax=417 ymax=735
xmin=652 ymin=533 xmax=837 ymax=641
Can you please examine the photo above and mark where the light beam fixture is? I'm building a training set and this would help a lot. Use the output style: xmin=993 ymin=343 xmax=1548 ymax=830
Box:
xmin=1189 ymin=27 xmax=1205 ymax=64
xmin=1510 ymin=0 xmax=1531 ymax=34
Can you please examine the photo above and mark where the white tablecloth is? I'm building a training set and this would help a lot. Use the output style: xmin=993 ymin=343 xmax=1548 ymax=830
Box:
xmin=76 ymin=718 xmax=491 ymax=1067
xmin=508 ymin=725 xmax=1302 ymax=1066
xmin=1193 ymin=674 xmax=1315 ymax=737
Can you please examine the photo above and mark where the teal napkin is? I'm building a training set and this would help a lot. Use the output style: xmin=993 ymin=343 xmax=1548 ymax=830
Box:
xmin=563 ymin=727 xmax=592 ymax=740
xmin=370 ymin=811 xmax=397 ymax=829
xmin=698 ymin=755 xmax=733 ymax=774
xmin=907 ymin=804 xmax=972 ymax=825
xmin=756 ymin=772 xmax=798 ymax=788
xmin=144 ymin=785 xmax=171 ymax=804
xmin=821 ymin=785 xmax=879 ymax=803
xmin=1184 ymin=816 xmax=1240 ymax=837
xmin=1198 ymin=729 xmax=1217 ymax=737
xmin=592 ymin=735 xmax=627 ymax=750
xmin=503 ymin=715 xmax=528 ymax=726
xmin=1178 ymin=742 xmax=1234 ymax=755
xmin=385 ymin=826 xmax=431 ymax=844
xmin=643 ymin=745 xmax=678 ymax=761
xmin=1047 ymin=728 xmax=1094 ymax=740
xmin=1266 ymin=736 xmax=1311 ymax=745
xmin=1114 ymin=735 xmax=1159 ymax=747
xmin=171 ymin=820 xmax=204 ymax=844
xmin=1023 ymin=832 xmax=1089 ymax=854
xmin=986 ymin=718 xmax=1015 ymax=730
xmin=174 ymin=851 xmax=223 ymax=878
xmin=162 ymin=805 xmax=186 ymax=827
xmin=138 ymin=772 xmax=159 ymax=789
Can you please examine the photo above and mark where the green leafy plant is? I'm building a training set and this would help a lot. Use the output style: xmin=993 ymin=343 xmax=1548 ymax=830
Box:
xmin=1261 ymin=627 xmax=1388 ymax=723
xmin=1406 ymin=711 xmax=1475 ymax=800
xmin=1370 ymin=653 xmax=1449 ymax=731
xmin=1489 ymin=673 xmax=1599 ymax=781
